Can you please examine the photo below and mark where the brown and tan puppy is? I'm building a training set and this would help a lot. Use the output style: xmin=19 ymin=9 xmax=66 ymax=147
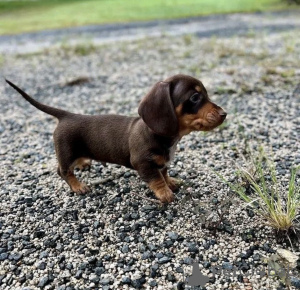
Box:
xmin=6 ymin=75 xmax=226 ymax=203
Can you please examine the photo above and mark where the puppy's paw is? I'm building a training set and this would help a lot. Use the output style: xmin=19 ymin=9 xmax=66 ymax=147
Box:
xmin=71 ymin=182 xmax=90 ymax=194
xmin=154 ymin=187 xmax=174 ymax=204
xmin=75 ymin=158 xmax=92 ymax=171
xmin=166 ymin=177 xmax=182 ymax=191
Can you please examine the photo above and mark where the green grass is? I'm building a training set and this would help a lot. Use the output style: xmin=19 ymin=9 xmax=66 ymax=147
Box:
xmin=215 ymin=147 xmax=300 ymax=233
xmin=0 ymin=0 xmax=297 ymax=35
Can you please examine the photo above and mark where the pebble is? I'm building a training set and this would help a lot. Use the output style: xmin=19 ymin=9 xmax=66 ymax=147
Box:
xmin=158 ymin=256 xmax=171 ymax=264
xmin=291 ymin=277 xmax=300 ymax=289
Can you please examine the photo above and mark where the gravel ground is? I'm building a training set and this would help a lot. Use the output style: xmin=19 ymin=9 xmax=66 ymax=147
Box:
xmin=0 ymin=17 xmax=300 ymax=290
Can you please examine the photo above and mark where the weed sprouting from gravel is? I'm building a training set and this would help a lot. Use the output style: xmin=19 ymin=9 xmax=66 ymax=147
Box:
xmin=216 ymin=147 xmax=300 ymax=235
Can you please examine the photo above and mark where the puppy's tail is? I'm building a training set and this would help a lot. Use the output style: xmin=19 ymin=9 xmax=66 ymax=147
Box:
xmin=6 ymin=79 xmax=69 ymax=119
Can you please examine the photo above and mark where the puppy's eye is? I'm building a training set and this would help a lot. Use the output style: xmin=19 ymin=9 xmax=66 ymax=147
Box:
xmin=189 ymin=93 xmax=200 ymax=103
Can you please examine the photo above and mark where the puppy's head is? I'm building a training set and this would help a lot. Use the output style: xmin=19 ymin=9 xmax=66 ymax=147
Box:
xmin=138 ymin=74 xmax=227 ymax=137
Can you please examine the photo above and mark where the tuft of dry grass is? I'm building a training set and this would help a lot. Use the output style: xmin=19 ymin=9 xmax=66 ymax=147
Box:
xmin=216 ymin=147 xmax=300 ymax=233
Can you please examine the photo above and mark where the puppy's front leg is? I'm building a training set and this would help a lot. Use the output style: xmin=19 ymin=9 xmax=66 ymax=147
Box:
xmin=137 ymin=165 xmax=174 ymax=203
xmin=161 ymin=167 xmax=180 ymax=191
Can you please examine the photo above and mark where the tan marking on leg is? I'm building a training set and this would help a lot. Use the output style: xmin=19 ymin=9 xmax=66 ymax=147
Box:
xmin=73 ymin=158 xmax=92 ymax=170
xmin=161 ymin=168 xmax=180 ymax=191
xmin=66 ymin=172 xmax=90 ymax=194
xmin=148 ymin=178 xmax=174 ymax=203
xmin=153 ymin=155 xmax=167 ymax=167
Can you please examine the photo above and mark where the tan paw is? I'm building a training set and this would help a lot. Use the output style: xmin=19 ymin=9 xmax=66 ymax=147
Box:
xmin=74 ymin=158 xmax=92 ymax=171
xmin=154 ymin=187 xmax=175 ymax=204
xmin=166 ymin=177 xmax=182 ymax=191
xmin=71 ymin=182 xmax=90 ymax=194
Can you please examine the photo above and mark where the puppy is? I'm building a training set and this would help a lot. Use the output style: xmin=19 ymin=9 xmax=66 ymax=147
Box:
xmin=6 ymin=75 xmax=226 ymax=203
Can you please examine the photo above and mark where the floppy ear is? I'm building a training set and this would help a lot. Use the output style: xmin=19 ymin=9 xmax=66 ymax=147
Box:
xmin=138 ymin=81 xmax=178 ymax=137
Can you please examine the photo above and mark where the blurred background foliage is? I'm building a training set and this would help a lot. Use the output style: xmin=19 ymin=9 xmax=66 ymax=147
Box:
xmin=0 ymin=0 xmax=299 ymax=35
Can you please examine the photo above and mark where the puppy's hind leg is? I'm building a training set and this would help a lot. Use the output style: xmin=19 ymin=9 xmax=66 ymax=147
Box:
xmin=56 ymin=153 xmax=90 ymax=194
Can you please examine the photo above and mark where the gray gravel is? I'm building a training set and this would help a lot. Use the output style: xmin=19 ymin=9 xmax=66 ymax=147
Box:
xmin=0 ymin=13 xmax=300 ymax=290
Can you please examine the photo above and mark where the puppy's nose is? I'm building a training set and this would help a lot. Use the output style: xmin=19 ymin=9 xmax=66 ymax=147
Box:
xmin=218 ymin=109 xmax=227 ymax=119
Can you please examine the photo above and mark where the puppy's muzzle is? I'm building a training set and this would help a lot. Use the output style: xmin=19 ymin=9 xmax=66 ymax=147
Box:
xmin=206 ymin=108 xmax=227 ymax=125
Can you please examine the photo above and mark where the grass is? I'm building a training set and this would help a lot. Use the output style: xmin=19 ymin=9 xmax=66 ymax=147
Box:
xmin=216 ymin=147 xmax=300 ymax=235
xmin=0 ymin=0 xmax=298 ymax=35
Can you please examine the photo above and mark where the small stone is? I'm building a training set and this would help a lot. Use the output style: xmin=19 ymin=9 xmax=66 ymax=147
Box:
xmin=131 ymin=276 xmax=146 ymax=288
xmin=224 ymin=225 xmax=234 ymax=235
xmin=188 ymin=243 xmax=199 ymax=253
xmin=183 ymin=257 xmax=193 ymax=265
xmin=121 ymin=276 xmax=131 ymax=284
xmin=253 ymin=253 xmax=261 ymax=261
xmin=241 ymin=249 xmax=253 ymax=259
xmin=240 ymin=261 xmax=250 ymax=271
xmin=88 ymin=257 xmax=97 ymax=264
xmin=149 ymin=280 xmax=157 ymax=287
xmin=18 ymin=275 xmax=26 ymax=284
xmin=39 ymin=251 xmax=49 ymax=259
xmin=211 ymin=197 xmax=219 ymax=204
xmin=203 ymin=261 xmax=211 ymax=268
xmin=142 ymin=251 xmax=151 ymax=260
xmin=9 ymin=252 xmax=23 ymax=261
xmin=262 ymin=243 xmax=275 ymax=253
xmin=94 ymin=267 xmax=105 ymax=276
xmin=291 ymin=277 xmax=300 ymax=289
xmin=34 ymin=230 xmax=45 ymax=239
xmin=99 ymin=278 xmax=111 ymax=286
xmin=210 ymin=239 xmax=217 ymax=245
xmin=79 ymin=262 xmax=88 ymax=270
xmin=158 ymin=256 xmax=171 ymax=264
xmin=222 ymin=262 xmax=233 ymax=270
xmin=38 ymin=276 xmax=50 ymax=288
xmin=24 ymin=197 xmax=33 ymax=204
xmin=131 ymin=212 xmax=139 ymax=219
xmin=150 ymin=264 xmax=159 ymax=278
xmin=0 ymin=253 xmax=8 ymax=261
xmin=89 ymin=274 xmax=99 ymax=283
xmin=121 ymin=245 xmax=129 ymax=253
xmin=277 ymin=248 xmax=299 ymax=268
xmin=168 ymin=232 xmax=179 ymax=240
xmin=164 ymin=239 xmax=174 ymax=248
xmin=176 ymin=267 xmax=183 ymax=273
xmin=124 ymin=171 xmax=131 ymax=178
xmin=37 ymin=262 xmax=47 ymax=270
xmin=246 ymin=208 xmax=255 ymax=218
xmin=167 ymin=273 xmax=176 ymax=282
xmin=75 ymin=270 xmax=83 ymax=279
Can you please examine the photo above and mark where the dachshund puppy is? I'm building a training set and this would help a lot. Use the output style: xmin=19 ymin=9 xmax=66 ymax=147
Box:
xmin=6 ymin=75 xmax=226 ymax=203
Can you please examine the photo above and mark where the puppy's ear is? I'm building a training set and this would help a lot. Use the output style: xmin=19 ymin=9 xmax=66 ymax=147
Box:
xmin=138 ymin=81 xmax=178 ymax=137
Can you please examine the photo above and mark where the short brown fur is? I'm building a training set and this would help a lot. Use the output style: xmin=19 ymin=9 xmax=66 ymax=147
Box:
xmin=6 ymin=75 xmax=226 ymax=203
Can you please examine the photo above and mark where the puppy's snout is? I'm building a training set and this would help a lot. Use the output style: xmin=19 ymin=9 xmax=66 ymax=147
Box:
xmin=218 ymin=109 xmax=227 ymax=120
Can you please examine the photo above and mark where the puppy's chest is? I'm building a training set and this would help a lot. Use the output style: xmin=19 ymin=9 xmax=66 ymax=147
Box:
xmin=153 ymin=141 xmax=178 ymax=168
xmin=167 ymin=141 xmax=178 ymax=166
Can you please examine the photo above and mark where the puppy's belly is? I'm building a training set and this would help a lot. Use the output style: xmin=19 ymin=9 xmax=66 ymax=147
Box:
xmin=88 ymin=146 xmax=132 ymax=168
